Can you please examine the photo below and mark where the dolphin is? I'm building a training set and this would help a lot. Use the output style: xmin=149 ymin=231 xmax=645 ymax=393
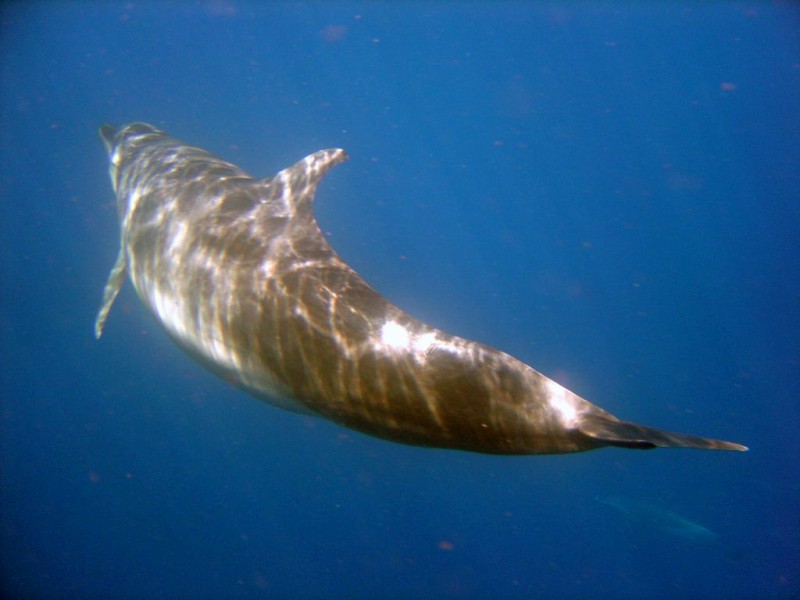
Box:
xmin=596 ymin=496 xmax=720 ymax=543
xmin=95 ymin=122 xmax=747 ymax=455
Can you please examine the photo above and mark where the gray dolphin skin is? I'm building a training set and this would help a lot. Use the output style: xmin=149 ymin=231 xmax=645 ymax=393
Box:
xmin=95 ymin=122 xmax=747 ymax=455
xmin=595 ymin=496 xmax=720 ymax=543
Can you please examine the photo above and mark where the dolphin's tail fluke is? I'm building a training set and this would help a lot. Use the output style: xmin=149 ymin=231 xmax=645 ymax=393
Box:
xmin=578 ymin=414 xmax=747 ymax=451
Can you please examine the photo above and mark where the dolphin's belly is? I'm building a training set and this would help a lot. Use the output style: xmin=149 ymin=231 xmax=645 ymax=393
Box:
xmin=126 ymin=203 xmax=310 ymax=414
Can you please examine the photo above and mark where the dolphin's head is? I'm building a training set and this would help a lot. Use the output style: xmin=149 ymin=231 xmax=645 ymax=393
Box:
xmin=99 ymin=122 xmax=169 ymax=223
xmin=99 ymin=122 xmax=166 ymax=194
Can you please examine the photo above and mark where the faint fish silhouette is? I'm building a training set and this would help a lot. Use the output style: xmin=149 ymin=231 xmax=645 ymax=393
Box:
xmin=596 ymin=496 xmax=720 ymax=543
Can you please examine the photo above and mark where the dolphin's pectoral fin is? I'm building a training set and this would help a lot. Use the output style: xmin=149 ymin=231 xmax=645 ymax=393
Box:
xmin=94 ymin=246 xmax=127 ymax=339
xmin=578 ymin=415 xmax=748 ymax=451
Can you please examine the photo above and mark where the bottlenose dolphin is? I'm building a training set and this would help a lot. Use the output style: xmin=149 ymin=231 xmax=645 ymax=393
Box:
xmin=596 ymin=496 xmax=720 ymax=543
xmin=95 ymin=122 xmax=747 ymax=455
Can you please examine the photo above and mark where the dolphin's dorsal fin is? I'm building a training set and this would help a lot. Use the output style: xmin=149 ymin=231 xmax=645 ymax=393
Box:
xmin=94 ymin=246 xmax=127 ymax=338
xmin=263 ymin=148 xmax=348 ymax=216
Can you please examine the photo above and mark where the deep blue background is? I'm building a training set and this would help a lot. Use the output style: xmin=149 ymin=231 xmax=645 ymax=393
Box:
xmin=1 ymin=2 xmax=798 ymax=598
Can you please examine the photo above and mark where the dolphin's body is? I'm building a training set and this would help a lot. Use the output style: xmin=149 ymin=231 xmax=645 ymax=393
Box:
xmin=596 ymin=496 xmax=720 ymax=543
xmin=95 ymin=123 xmax=746 ymax=455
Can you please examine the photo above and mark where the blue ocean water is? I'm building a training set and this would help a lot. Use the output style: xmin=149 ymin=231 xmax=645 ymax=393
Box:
xmin=1 ymin=1 xmax=798 ymax=598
